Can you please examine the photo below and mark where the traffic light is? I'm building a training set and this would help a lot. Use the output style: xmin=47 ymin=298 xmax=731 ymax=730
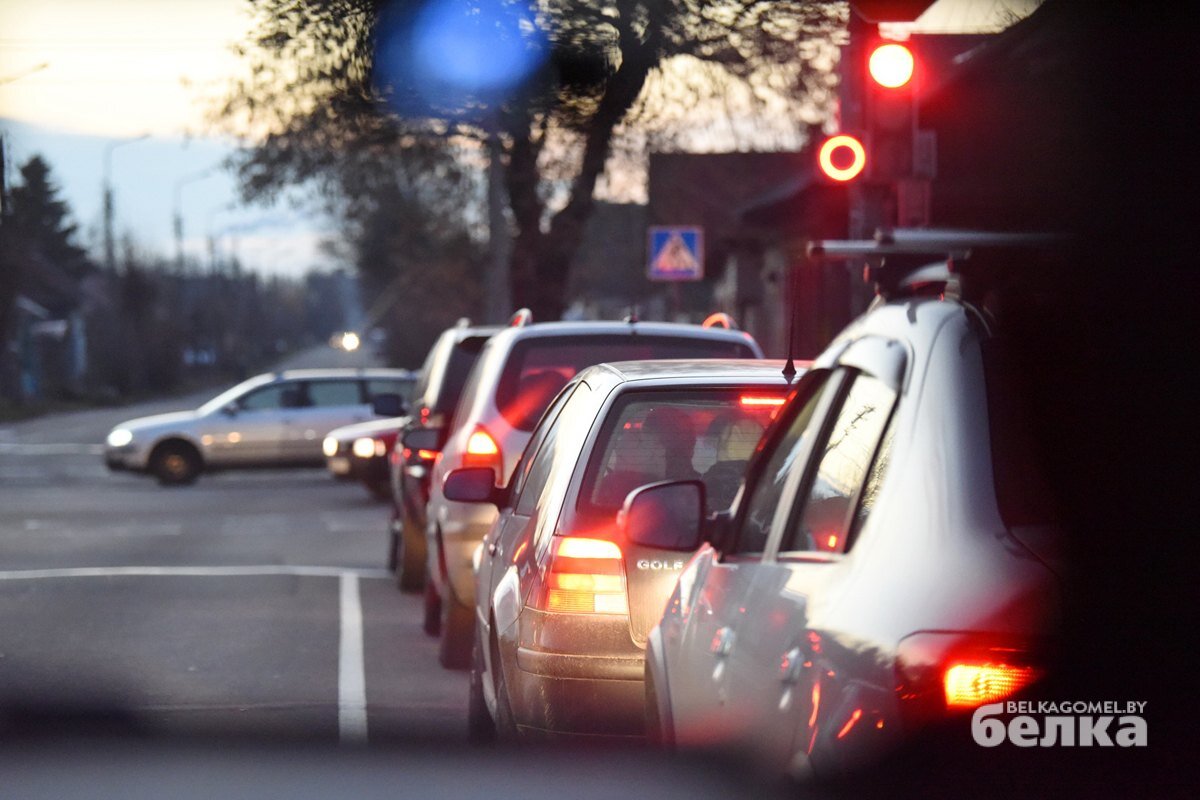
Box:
xmin=817 ymin=134 xmax=868 ymax=182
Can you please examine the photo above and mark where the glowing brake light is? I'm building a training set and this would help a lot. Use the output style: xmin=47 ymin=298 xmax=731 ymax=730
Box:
xmin=541 ymin=537 xmax=627 ymax=615
xmin=943 ymin=663 xmax=1041 ymax=709
xmin=463 ymin=427 xmax=501 ymax=471
xmin=416 ymin=448 xmax=439 ymax=461
xmin=739 ymin=395 xmax=785 ymax=408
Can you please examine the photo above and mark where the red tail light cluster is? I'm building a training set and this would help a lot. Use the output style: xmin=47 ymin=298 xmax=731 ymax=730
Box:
xmin=463 ymin=427 xmax=501 ymax=472
xmin=897 ymin=633 xmax=1044 ymax=719
xmin=536 ymin=537 xmax=628 ymax=615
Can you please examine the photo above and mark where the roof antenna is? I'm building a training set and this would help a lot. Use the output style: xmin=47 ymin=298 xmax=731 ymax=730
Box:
xmin=781 ymin=263 xmax=798 ymax=383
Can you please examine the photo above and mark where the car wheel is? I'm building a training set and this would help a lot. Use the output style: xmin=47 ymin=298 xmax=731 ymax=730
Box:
xmin=422 ymin=577 xmax=441 ymax=637
xmin=150 ymin=441 xmax=201 ymax=486
xmin=395 ymin=517 xmax=425 ymax=594
xmin=467 ymin=629 xmax=496 ymax=745
xmin=490 ymin=631 xmax=518 ymax=740
xmin=438 ymin=596 xmax=473 ymax=670
xmin=386 ymin=514 xmax=401 ymax=572
xmin=645 ymin=661 xmax=669 ymax=747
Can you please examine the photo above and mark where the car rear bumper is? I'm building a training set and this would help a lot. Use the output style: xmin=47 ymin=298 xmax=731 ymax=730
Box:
xmin=502 ymin=608 xmax=646 ymax=736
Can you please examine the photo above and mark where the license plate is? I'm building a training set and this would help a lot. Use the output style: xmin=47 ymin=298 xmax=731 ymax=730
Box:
xmin=329 ymin=456 xmax=351 ymax=475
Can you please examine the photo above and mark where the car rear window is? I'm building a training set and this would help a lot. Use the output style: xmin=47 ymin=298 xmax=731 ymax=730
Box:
xmin=495 ymin=335 xmax=757 ymax=431
xmin=577 ymin=388 xmax=784 ymax=521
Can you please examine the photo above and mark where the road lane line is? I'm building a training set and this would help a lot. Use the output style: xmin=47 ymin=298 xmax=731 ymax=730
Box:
xmin=339 ymin=572 xmax=369 ymax=745
xmin=0 ymin=442 xmax=105 ymax=455
xmin=0 ymin=565 xmax=391 ymax=582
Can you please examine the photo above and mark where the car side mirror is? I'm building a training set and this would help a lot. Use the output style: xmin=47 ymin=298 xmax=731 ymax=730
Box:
xmin=372 ymin=392 xmax=407 ymax=418
xmin=619 ymin=480 xmax=705 ymax=551
xmin=222 ymin=402 xmax=239 ymax=417
xmin=443 ymin=467 xmax=505 ymax=507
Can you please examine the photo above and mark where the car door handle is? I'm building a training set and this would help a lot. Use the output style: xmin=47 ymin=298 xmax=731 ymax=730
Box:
xmin=710 ymin=627 xmax=735 ymax=657
xmin=780 ymin=646 xmax=803 ymax=684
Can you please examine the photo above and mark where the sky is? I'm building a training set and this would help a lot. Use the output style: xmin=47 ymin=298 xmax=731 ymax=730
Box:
xmin=0 ymin=0 xmax=336 ymax=277
xmin=0 ymin=0 xmax=1039 ymax=279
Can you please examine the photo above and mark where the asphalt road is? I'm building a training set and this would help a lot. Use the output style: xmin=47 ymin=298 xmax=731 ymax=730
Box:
xmin=0 ymin=347 xmax=468 ymax=744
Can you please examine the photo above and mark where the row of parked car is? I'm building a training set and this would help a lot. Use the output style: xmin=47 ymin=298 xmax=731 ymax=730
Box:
xmin=105 ymin=231 xmax=1063 ymax=780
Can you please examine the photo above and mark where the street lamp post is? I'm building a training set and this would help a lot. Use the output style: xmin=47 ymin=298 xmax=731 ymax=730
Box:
xmin=173 ymin=167 xmax=217 ymax=270
xmin=102 ymin=134 xmax=150 ymax=271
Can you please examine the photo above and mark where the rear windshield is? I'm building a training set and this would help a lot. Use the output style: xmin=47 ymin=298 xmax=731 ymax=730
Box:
xmin=576 ymin=388 xmax=785 ymax=522
xmin=496 ymin=335 xmax=757 ymax=431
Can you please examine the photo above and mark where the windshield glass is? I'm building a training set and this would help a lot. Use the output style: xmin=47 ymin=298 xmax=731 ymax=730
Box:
xmin=577 ymin=388 xmax=782 ymax=520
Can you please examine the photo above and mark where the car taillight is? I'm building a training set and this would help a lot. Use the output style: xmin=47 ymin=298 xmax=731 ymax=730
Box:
xmin=943 ymin=662 xmax=1041 ymax=709
xmin=897 ymin=633 xmax=1044 ymax=722
xmin=739 ymin=394 xmax=786 ymax=408
xmin=463 ymin=427 xmax=501 ymax=471
xmin=417 ymin=448 xmax=439 ymax=461
xmin=538 ymin=537 xmax=628 ymax=615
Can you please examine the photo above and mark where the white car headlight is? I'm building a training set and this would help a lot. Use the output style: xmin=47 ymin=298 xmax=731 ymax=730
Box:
xmin=352 ymin=437 xmax=376 ymax=459
xmin=107 ymin=429 xmax=134 ymax=448
xmin=322 ymin=437 xmax=339 ymax=458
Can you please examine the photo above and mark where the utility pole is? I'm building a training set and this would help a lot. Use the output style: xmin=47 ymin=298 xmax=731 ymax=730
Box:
xmin=102 ymin=134 xmax=149 ymax=271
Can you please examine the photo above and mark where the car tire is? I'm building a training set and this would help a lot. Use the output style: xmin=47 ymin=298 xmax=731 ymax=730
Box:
xmin=644 ymin=661 xmax=670 ymax=748
xmin=438 ymin=596 xmax=473 ymax=670
xmin=395 ymin=516 xmax=425 ymax=594
xmin=386 ymin=514 xmax=401 ymax=572
xmin=150 ymin=441 xmax=201 ymax=486
xmin=422 ymin=577 xmax=441 ymax=637
xmin=489 ymin=631 xmax=518 ymax=741
xmin=467 ymin=629 xmax=496 ymax=745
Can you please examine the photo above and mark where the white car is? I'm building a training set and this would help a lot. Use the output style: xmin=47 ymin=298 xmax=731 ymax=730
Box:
xmin=104 ymin=368 xmax=414 ymax=485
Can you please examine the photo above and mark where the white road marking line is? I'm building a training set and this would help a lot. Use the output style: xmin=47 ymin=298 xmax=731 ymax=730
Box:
xmin=339 ymin=572 xmax=369 ymax=745
xmin=0 ymin=565 xmax=391 ymax=581
xmin=0 ymin=442 xmax=105 ymax=455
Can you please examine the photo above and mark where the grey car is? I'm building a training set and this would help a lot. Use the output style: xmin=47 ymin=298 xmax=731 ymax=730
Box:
xmin=104 ymin=368 xmax=415 ymax=485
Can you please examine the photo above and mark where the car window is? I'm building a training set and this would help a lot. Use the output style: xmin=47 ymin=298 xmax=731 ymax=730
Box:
xmin=494 ymin=335 xmax=757 ymax=431
xmin=576 ymin=389 xmax=783 ymax=521
xmin=306 ymin=380 xmax=362 ymax=407
xmin=520 ymin=383 xmax=596 ymax=553
xmin=512 ymin=384 xmax=580 ymax=516
xmin=733 ymin=372 xmax=832 ymax=555
xmin=779 ymin=373 xmax=897 ymax=555
xmin=434 ymin=336 xmax=489 ymax=416
xmin=366 ymin=378 xmax=414 ymax=402
xmin=238 ymin=383 xmax=297 ymax=411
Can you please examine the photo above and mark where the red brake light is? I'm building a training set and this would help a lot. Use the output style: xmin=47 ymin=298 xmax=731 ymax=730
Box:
xmin=463 ymin=427 xmax=501 ymax=471
xmin=416 ymin=448 xmax=439 ymax=461
xmin=739 ymin=395 xmax=785 ymax=408
xmin=539 ymin=537 xmax=627 ymax=615
xmin=943 ymin=662 xmax=1041 ymax=709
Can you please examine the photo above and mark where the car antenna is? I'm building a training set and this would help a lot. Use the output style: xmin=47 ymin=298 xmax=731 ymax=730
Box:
xmin=781 ymin=266 xmax=798 ymax=383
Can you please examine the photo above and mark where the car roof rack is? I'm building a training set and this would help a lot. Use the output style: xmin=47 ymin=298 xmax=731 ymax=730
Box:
xmin=808 ymin=228 xmax=1066 ymax=299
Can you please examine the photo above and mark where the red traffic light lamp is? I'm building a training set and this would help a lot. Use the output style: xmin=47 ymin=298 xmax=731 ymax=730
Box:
xmin=869 ymin=43 xmax=914 ymax=88
xmin=818 ymin=135 xmax=868 ymax=182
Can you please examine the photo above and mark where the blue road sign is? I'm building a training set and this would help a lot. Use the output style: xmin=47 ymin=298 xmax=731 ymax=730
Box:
xmin=647 ymin=226 xmax=704 ymax=282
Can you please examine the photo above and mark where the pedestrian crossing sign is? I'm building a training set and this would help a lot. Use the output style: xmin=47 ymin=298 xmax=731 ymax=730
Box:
xmin=647 ymin=226 xmax=704 ymax=281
